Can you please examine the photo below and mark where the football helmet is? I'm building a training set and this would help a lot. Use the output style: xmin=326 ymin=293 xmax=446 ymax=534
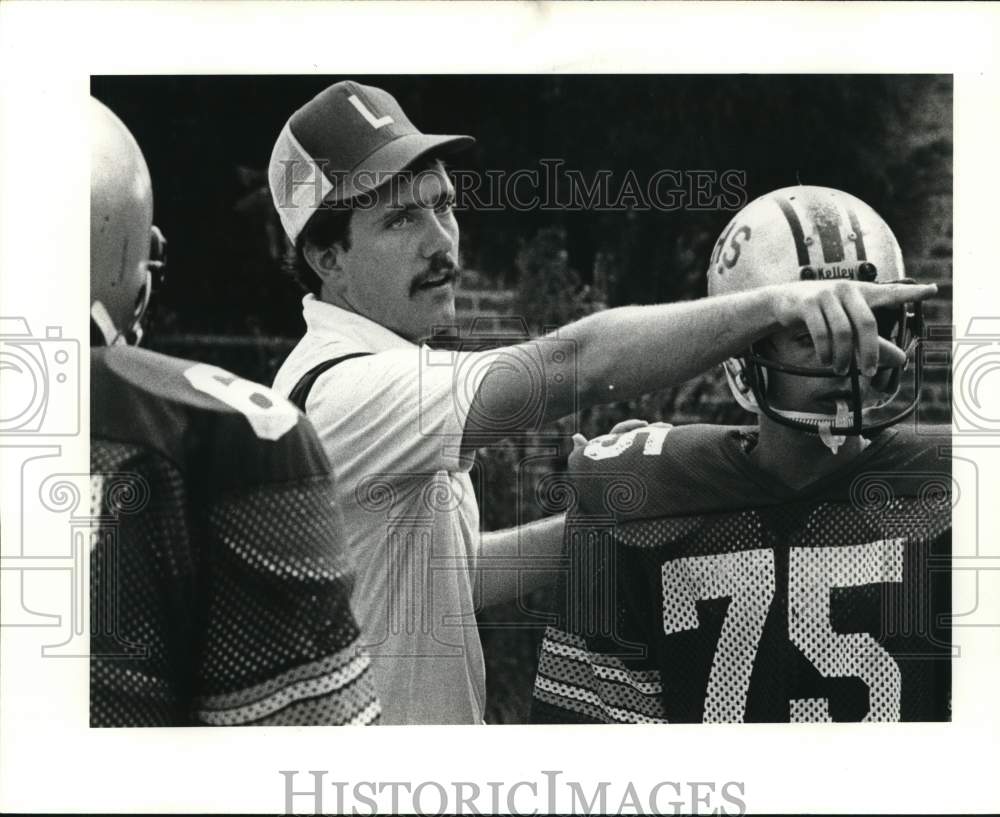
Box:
xmin=90 ymin=97 xmax=166 ymax=346
xmin=707 ymin=185 xmax=924 ymax=449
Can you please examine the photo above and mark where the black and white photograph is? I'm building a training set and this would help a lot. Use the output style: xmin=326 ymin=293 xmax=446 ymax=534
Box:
xmin=88 ymin=72 xmax=953 ymax=729
xmin=2 ymin=3 xmax=999 ymax=815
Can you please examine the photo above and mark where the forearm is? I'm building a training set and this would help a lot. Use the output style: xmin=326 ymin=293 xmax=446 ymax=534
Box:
xmin=475 ymin=514 xmax=566 ymax=608
xmin=548 ymin=288 xmax=780 ymax=419
xmin=466 ymin=289 xmax=779 ymax=438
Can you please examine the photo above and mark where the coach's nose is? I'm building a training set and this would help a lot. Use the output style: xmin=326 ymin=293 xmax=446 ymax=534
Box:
xmin=421 ymin=208 xmax=458 ymax=260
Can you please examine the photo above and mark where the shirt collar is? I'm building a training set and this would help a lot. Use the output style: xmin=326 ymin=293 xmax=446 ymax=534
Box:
xmin=302 ymin=294 xmax=417 ymax=353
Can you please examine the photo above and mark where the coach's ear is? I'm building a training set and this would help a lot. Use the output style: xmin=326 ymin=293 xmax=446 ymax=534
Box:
xmin=303 ymin=240 xmax=349 ymax=297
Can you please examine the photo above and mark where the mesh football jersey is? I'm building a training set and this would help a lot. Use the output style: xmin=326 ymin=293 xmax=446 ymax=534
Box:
xmin=90 ymin=345 xmax=380 ymax=726
xmin=532 ymin=423 xmax=951 ymax=724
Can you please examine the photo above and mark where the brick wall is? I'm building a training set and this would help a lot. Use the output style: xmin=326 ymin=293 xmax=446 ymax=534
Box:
xmin=453 ymin=274 xmax=521 ymax=336
xmin=891 ymin=75 xmax=953 ymax=426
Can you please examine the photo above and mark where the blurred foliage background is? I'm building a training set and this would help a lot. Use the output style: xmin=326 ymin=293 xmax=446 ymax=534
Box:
xmin=92 ymin=75 xmax=952 ymax=723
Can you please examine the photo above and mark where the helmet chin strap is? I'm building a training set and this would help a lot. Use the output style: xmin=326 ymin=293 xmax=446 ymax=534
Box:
xmin=90 ymin=300 xmax=141 ymax=346
xmin=722 ymin=359 xmax=892 ymax=455
xmin=722 ymin=359 xmax=849 ymax=450
xmin=770 ymin=399 xmax=850 ymax=455
xmin=91 ymin=301 xmax=122 ymax=346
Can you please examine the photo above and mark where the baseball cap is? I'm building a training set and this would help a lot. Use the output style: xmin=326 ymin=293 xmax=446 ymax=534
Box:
xmin=268 ymin=80 xmax=475 ymax=244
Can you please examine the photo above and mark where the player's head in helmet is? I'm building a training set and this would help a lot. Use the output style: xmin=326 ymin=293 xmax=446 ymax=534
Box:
xmin=708 ymin=185 xmax=924 ymax=454
xmin=90 ymin=97 xmax=166 ymax=347
xmin=268 ymin=81 xmax=474 ymax=344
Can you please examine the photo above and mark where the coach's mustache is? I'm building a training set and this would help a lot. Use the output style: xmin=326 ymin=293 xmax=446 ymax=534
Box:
xmin=409 ymin=252 xmax=461 ymax=297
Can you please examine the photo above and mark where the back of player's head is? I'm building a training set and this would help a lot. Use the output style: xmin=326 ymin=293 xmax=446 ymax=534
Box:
xmin=90 ymin=97 xmax=164 ymax=346
xmin=706 ymin=185 xmax=923 ymax=446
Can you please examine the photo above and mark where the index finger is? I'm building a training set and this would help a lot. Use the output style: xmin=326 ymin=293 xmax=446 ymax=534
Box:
xmin=859 ymin=282 xmax=937 ymax=309
xmin=841 ymin=284 xmax=879 ymax=375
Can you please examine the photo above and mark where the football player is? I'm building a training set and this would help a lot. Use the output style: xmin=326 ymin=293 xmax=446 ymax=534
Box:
xmin=89 ymin=97 xmax=379 ymax=726
xmin=532 ymin=186 xmax=951 ymax=723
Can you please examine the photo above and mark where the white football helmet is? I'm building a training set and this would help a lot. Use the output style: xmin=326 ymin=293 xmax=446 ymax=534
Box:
xmin=707 ymin=185 xmax=924 ymax=448
xmin=90 ymin=97 xmax=165 ymax=346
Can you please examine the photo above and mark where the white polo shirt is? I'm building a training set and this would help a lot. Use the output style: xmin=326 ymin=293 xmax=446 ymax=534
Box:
xmin=273 ymin=295 xmax=496 ymax=724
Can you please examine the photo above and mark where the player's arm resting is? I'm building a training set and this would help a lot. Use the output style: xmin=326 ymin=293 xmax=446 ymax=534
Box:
xmin=474 ymin=514 xmax=567 ymax=609
xmin=463 ymin=279 xmax=936 ymax=444
xmin=470 ymin=423 xmax=648 ymax=607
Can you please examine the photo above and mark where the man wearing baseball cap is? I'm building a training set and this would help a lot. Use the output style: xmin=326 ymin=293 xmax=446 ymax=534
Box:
xmin=269 ymin=80 xmax=935 ymax=724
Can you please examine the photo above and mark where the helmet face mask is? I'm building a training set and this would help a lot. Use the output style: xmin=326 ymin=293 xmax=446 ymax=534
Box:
xmin=740 ymin=298 xmax=923 ymax=435
xmin=709 ymin=186 xmax=927 ymax=443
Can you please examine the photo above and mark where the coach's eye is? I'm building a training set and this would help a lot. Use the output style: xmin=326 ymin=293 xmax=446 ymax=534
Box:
xmin=387 ymin=212 xmax=413 ymax=229
xmin=435 ymin=196 xmax=456 ymax=215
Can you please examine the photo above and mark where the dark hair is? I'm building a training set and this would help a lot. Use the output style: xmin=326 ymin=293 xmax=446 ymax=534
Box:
xmin=286 ymin=205 xmax=353 ymax=296
xmin=283 ymin=154 xmax=449 ymax=296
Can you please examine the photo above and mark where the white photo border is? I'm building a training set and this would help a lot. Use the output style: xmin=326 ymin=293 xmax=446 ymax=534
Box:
xmin=1 ymin=1 xmax=998 ymax=814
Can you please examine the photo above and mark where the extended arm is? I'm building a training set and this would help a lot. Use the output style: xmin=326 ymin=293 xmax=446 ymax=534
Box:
xmin=464 ymin=280 xmax=935 ymax=443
